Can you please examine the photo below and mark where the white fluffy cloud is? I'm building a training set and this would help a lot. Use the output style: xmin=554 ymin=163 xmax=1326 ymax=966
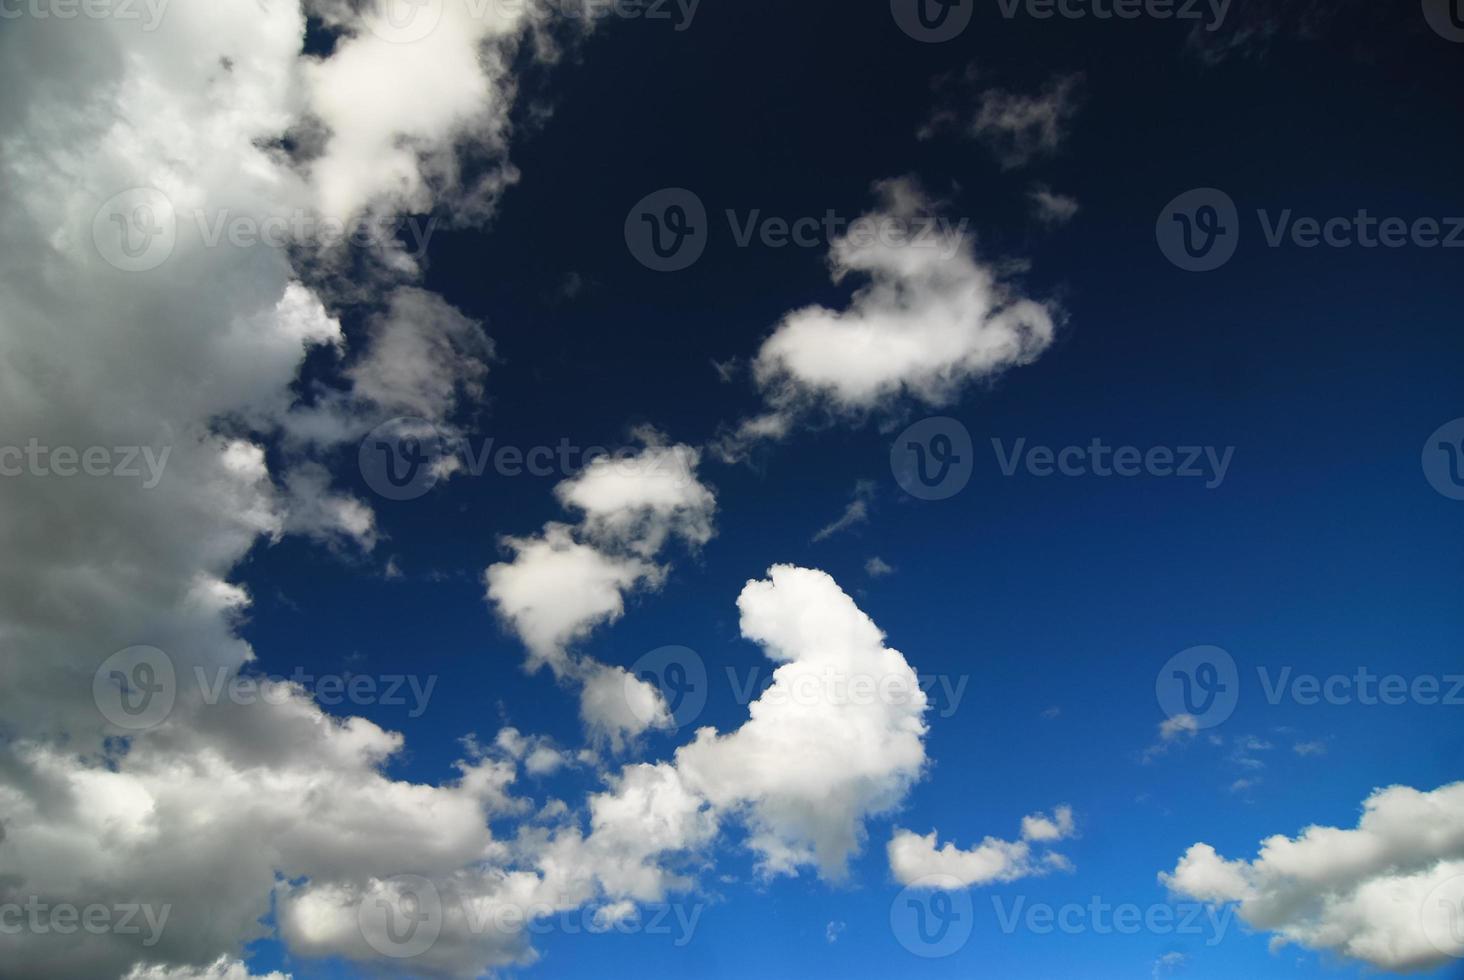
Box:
xmin=675 ymin=566 xmax=929 ymax=879
xmin=485 ymin=438 xmax=716 ymax=745
xmin=889 ymin=806 xmax=1076 ymax=888
xmin=1161 ymin=781 xmax=1464 ymax=973
xmin=730 ymin=179 xmax=1056 ymax=450
xmin=0 ymin=2 xmax=610 ymax=977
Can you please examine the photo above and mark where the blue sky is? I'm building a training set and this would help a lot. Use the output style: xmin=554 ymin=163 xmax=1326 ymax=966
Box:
xmin=3 ymin=1 xmax=1463 ymax=979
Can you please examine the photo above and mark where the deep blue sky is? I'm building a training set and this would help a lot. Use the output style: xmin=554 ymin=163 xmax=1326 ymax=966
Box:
xmin=238 ymin=3 xmax=1463 ymax=977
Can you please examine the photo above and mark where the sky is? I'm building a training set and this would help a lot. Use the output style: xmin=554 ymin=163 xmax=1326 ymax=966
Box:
xmin=1 ymin=1 xmax=1463 ymax=979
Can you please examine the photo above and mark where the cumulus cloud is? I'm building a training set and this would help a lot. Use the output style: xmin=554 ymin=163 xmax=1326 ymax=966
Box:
xmin=0 ymin=1 xmax=632 ymax=977
xmin=485 ymin=437 xmax=716 ymax=746
xmin=123 ymin=960 xmax=292 ymax=980
xmin=675 ymin=566 xmax=929 ymax=879
xmin=725 ymin=179 xmax=1056 ymax=452
xmin=889 ymin=806 xmax=1077 ymax=888
xmin=1161 ymin=781 xmax=1464 ymax=973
